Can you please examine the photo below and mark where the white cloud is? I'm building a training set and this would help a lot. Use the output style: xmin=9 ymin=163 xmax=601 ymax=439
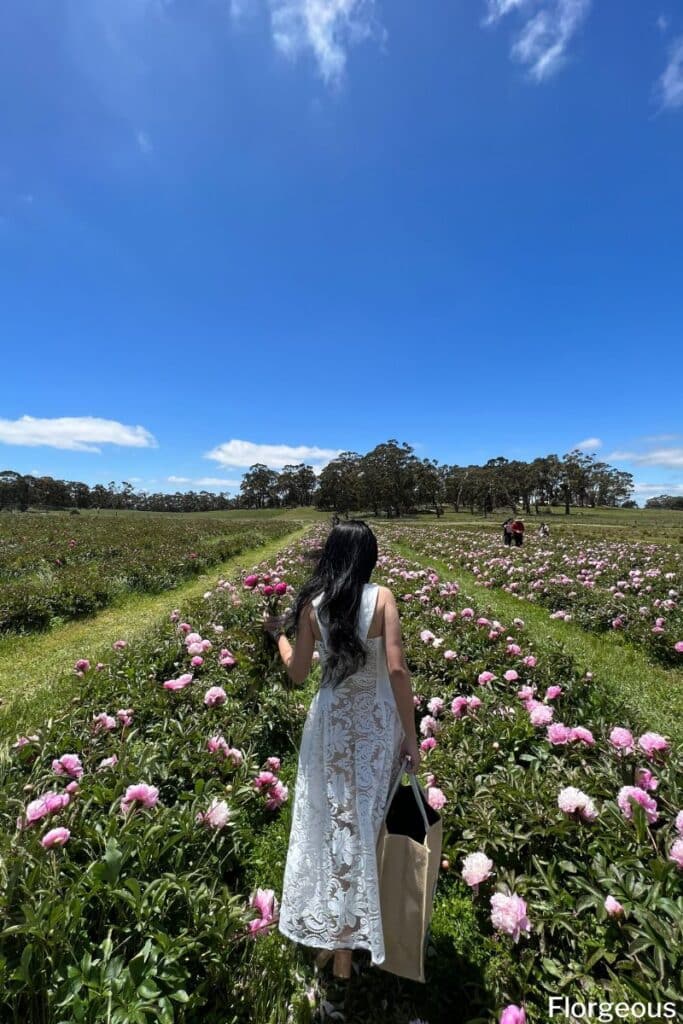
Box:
xmin=485 ymin=0 xmax=530 ymax=25
xmin=633 ymin=481 xmax=683 ymax=495
xmin=487 ymin=0 xmax=591 ymax=81
xmin=641 ymin=433 xmax=682 ymax=442
xmin=205 ymin=438 xmax=342 ymax=470
xmin=0 ymin=416 xmax=157 ymax=453
xmin=167 ymin=475 xmax=241 ymax=488
xmin=269 ymin=0 xmax=378 ymax=83
xmin=657 ymin=15 xmax=670 ymax=33
xmin=575 ymin=436 xmax=602 ymax=451
xmin=657 ymin=35 xmax=683 ymax=110
xmin=609 ymin=448 xmax=683 ymax=469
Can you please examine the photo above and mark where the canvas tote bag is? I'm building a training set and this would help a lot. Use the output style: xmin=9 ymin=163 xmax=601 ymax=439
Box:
xmin=376 ymin=760 xmax=443 ymax=982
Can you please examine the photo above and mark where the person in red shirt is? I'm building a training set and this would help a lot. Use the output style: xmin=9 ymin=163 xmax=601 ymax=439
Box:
xmin=511 ymin=519 xmax=525 ymax=547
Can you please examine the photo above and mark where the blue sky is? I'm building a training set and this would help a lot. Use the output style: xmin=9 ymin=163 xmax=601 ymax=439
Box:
xmin=1 ymin=0 xmax=682 ymax=502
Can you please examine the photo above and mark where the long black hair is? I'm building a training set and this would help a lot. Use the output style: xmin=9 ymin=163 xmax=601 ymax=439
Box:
xmin=291 ymin=520 xmax=378 ymax=685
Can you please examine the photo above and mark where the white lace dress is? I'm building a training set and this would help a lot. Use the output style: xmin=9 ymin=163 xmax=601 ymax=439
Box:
xmin=278 ymin=583 xmax=405 ymax=965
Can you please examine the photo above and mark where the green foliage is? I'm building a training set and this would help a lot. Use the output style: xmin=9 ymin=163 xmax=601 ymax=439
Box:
xmin=0 ymin=516 xmax=296 ymax=635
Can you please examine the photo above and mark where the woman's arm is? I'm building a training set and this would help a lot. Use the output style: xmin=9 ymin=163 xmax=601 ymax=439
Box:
xmin=266 ymin=605 xmax=316 ymax=686
xmin=383 ymin=589 xmax=421 ymax=772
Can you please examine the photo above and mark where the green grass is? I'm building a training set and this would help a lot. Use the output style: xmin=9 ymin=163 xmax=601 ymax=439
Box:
xmin=391 ymin=539 xmax=683 ymax=743
xmin=0 ymin=524 xmax=311 ymax=738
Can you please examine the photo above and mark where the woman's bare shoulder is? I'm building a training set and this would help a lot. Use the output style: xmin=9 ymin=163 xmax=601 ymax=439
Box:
xmin=376 ymin=584 xmax=396 ymax=606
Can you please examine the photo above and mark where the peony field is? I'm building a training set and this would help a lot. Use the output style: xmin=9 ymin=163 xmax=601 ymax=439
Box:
xmin=0 ymin=512 xmax=681 ymax=1024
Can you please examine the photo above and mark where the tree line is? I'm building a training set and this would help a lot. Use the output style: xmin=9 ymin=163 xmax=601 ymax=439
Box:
xmin=644 ymin=494 xmax=683 ymax=511
xmin=1 ymin=442 xmax=639 ymax=515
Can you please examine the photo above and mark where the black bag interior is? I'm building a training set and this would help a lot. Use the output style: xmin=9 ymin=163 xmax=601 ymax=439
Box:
xmin=385 ymin=783 xmax=440 ymax=844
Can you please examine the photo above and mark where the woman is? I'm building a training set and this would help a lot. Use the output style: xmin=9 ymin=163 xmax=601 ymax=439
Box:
xmin=264 ymin=521 xmax=420 ymax=980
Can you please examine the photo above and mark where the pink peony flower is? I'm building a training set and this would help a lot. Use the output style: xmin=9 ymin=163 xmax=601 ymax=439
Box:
xmin=203 ymin=686 xmax=227 ymax=707
xmin=92 ymin=712 xmax=117 ymax=733
xmin=462 ymin=851 xmax=493 ymax=887
xmin=569 ymin=726 xmax=595 ymax=746
xmin=421 ymin=737 xmax=437 ymax=753
xmin=609 ymin=727 xmax=634 ymax=754
xmin=669 ymin=838 xmax=683 ymax=869
xmin=248 ymin=888 xmax=279 ymax=934
xmin=506 ymin=643 xmax=522 ymax=656
xmin=98 ymin=755 xmax=118 ymax=770
xmin=41 ymin=826 xmax=71 ymax=849
xmin=196 ymin=798 xmax=231 ymax=829
xmin=500 ymin=1006 xmax=526 ymax=1024
xmin=13 ymin=734 xmax=39 ymax=749
xmin=74 ymin=658 xmax=90 ymax=674
xmin=22 ymin=791 xmax=70 ymax=827
xmin=443 ymin=649 xmax=457 ymax=660
xmin=557 ymin=786 xmax=598 ymax=821
xmin=426 ymin=786 xmax=447 ymax=811
xmin=547 ymin=723 xmax=572 ymax=745
xmin=478 ymin=671 xmax=496 ymax=686
xmin=117 ymin=709 xmax=134 ymax=727
xmin=635 ymin=768 xmax=658 ymax=792
xmin=617 ymin=786 xmax=658 ymax=824
xmin=264 ymin=780 xmax=289 ymax=810
xmin=219 ymin=649 xmax=237 ymax=669
xmin=121 ymin=783 xmax=159 ymax=815
xmin=676 ymin=810 xmax=683 ymax=834
xmin=427 ymin=697 xmax=445 ymax=716
xmin=517 ymin=685 xmax=535 ymax=702
xmin=191 ymin=656 xmax=204 ymax=667
xmin=604 ymin=895 xmax=624 ymax=917
xmin=503 ymin=670 xmax=519 ymax=683
xmin=522 ymin=655 xmax=536 ymax=668
xmin=52 ymin=754 xmax=83 ymax=779
xmin=545 ymin=685 xmax=563 ymax=700
xmin=113 ymin=639 xmax=127 ymax=651
xmin=529 ymin=703 xmax=553 ymax=726
xmin=163 ymin=673 xmax=193 ymax=691
xmin=675 ymin=641 xmax=683 ymax=654
xmin=420 ymin=715 xmax=441 ymax=737
xmin=490 ymin=892 xmax=531 ymax=942
xmin=451 ymin=696 xmax=469 ymax=718
xmin=274 ymin=582 xmax=288 ymax=595
xmin=244 ymin=574 xmax=259 ymax=589
xmin=254 ymin=771 xmax=277 ymax=789
xmin=265 ymin=756 xmax=281 ymax=771
xmin=461 ymin=608 xmax=474 ymax=619
xmin=637 ymin=732 xmax=669 ymax=760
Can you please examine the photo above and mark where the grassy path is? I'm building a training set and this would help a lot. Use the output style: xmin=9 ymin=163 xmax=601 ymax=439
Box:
xmin=391 ymin=540 xmax=683 ymax=743
xmin=0 ymin=525 xmax=310 ymax=737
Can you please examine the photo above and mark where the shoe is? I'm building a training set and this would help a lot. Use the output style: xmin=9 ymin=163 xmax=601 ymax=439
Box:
xmin=333 ymin=950 xmax=352 ymax=979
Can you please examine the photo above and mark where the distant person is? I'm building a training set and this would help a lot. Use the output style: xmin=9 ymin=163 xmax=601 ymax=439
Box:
xmin=511 ymin=518 xmax=525 ymax=547
xmin=502 ymin=518 xmax=514 ymax=546
xmin=538 ymin=522 xmax=550 ymax=539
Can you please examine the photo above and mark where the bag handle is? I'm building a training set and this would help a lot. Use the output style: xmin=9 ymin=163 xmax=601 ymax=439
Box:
xmin=385 ymin=757 xmax=431 ymax=834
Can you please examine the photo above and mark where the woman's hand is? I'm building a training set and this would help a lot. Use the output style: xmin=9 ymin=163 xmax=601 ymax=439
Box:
xmin=263 ymin=614 xmax=283 ymax=640
xmin=400 ymin=737 xmax=421 ymax=774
